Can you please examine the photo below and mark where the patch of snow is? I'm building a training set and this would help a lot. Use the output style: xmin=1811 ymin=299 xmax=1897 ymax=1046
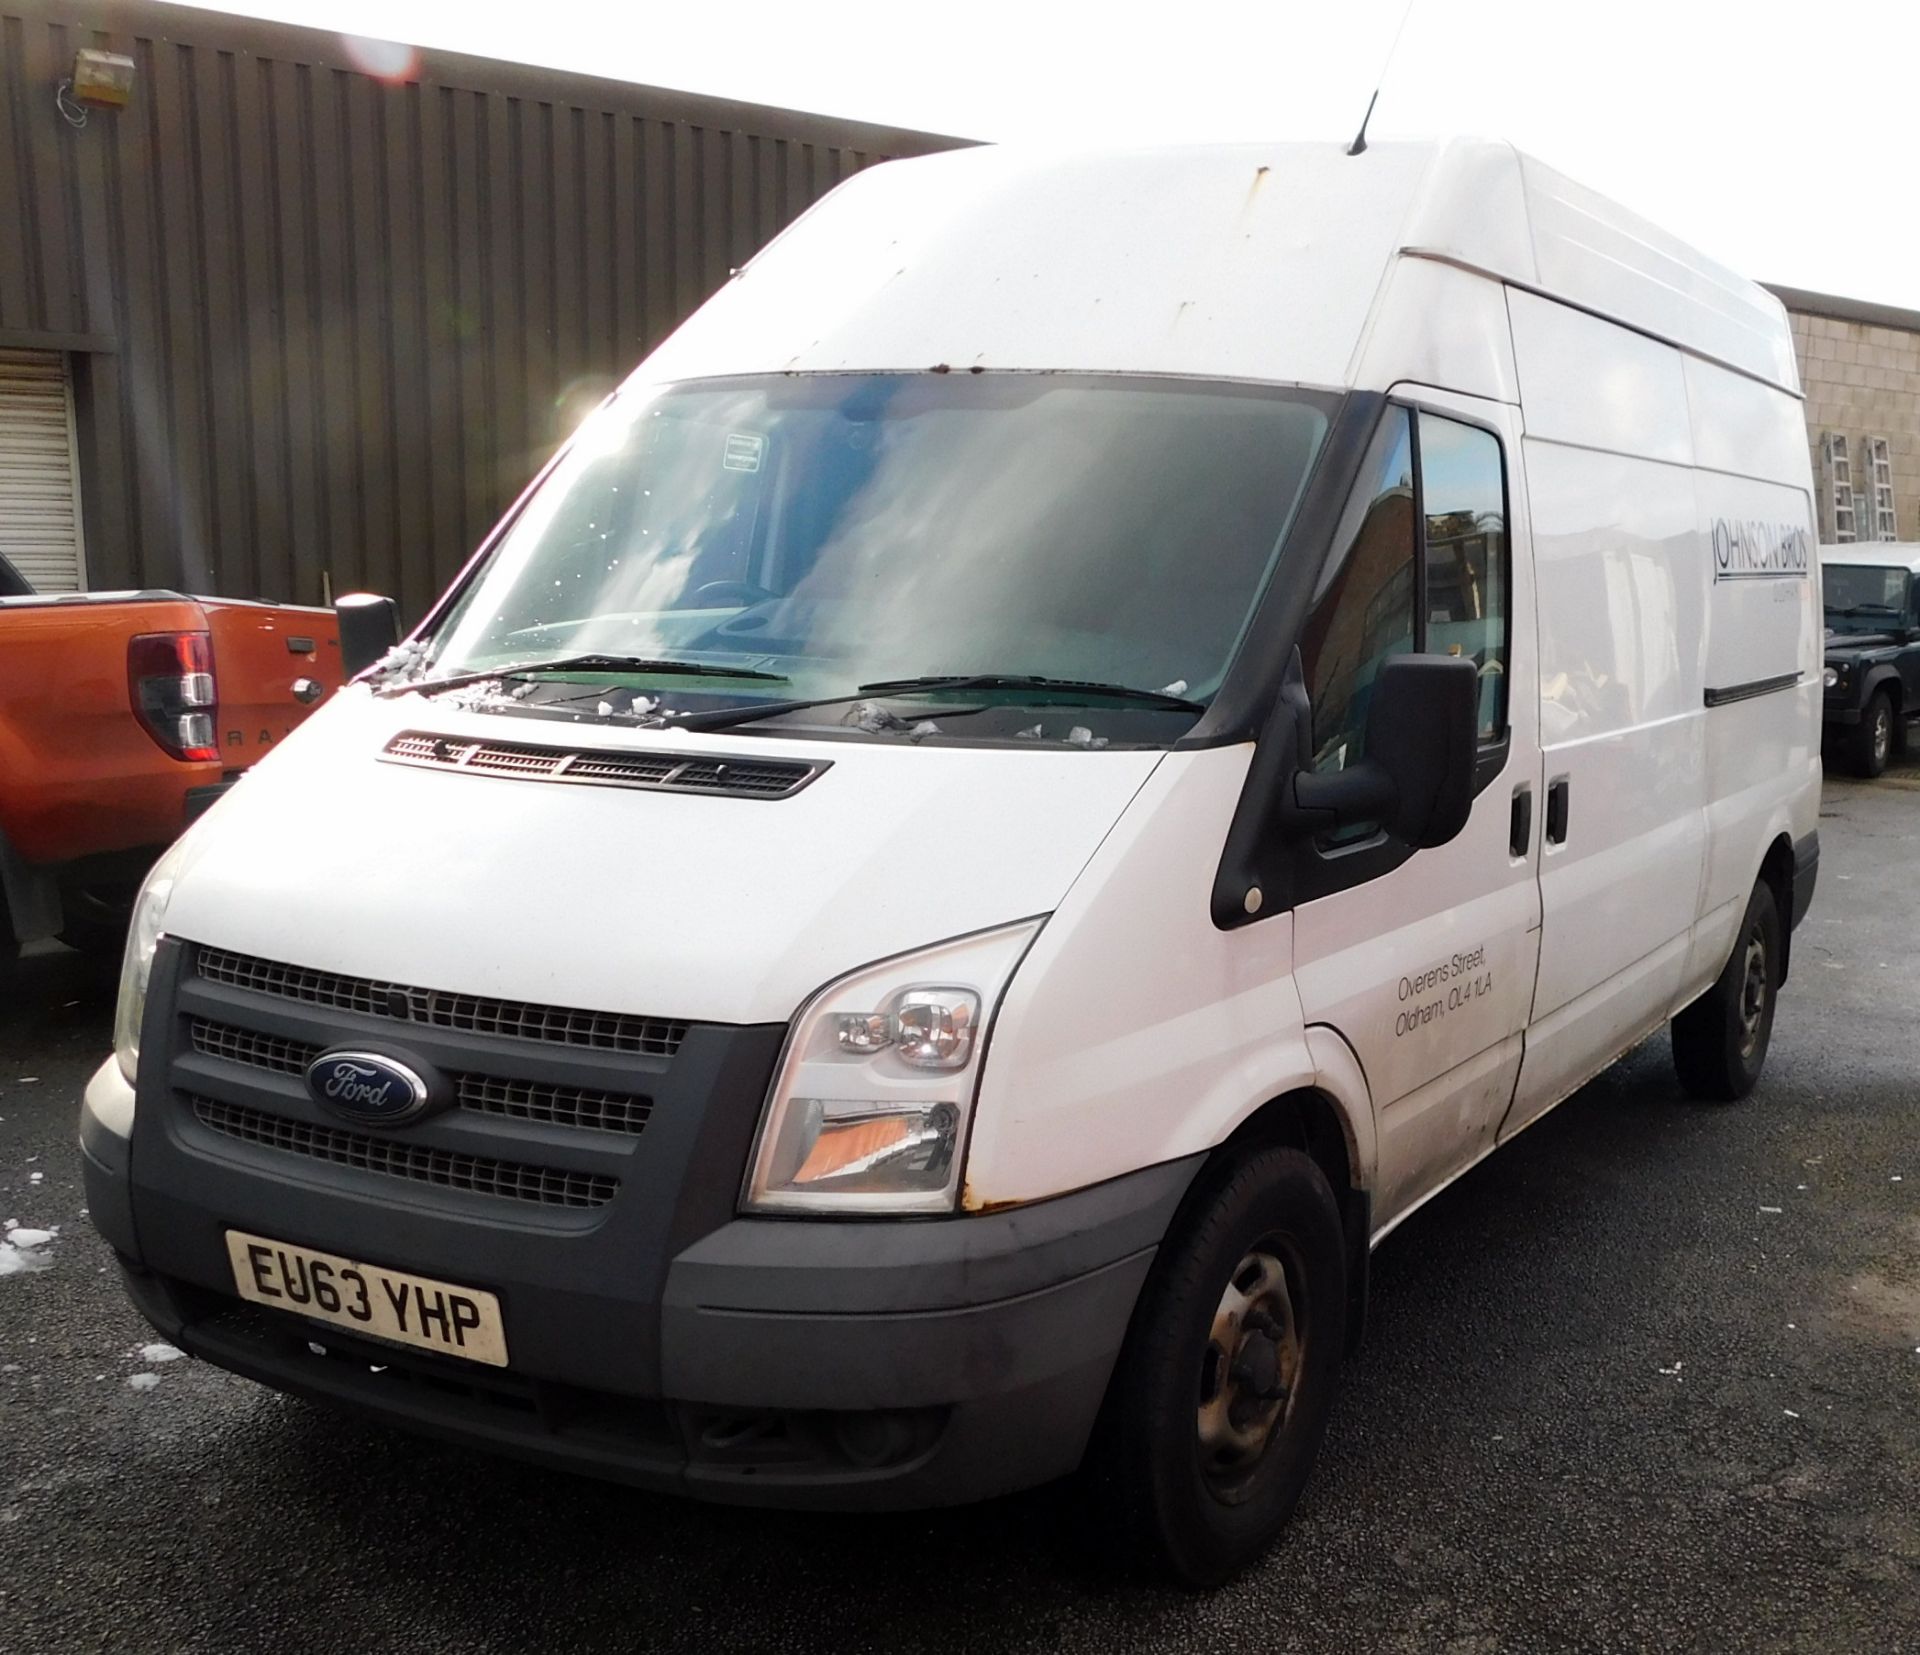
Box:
xmin=1783 ymin=1409 xmax=1801 ymax=1419
xmin=1 ymin=1225 xmax=54 ymax=1277
xmin=126 ymin=1373 xmax=161 ymax=1393
xmin=1656 ymin=1361 xmax=1684 ymax=1377
xmin=27 ymin=1173 xmax=43 ymax=1185
xmin=843 ymin=701 xmax=911 ymax=734
xmin=137 ymin=1342 xmax=184 ymax=1364
xmin=1759 ymin=1206 xmax=1783 ymax=1215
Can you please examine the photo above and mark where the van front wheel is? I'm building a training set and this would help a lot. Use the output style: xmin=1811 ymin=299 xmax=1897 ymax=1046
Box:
xmin=1083 ymin=1144 xmax=1346 ymax=1588
xmin=1672 ymin=880 xmax=1781 ymax=1101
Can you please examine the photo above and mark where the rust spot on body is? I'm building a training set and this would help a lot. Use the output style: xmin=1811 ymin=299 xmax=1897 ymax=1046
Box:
xmin=961 ymin=1182 xmax=1026 ymax=1215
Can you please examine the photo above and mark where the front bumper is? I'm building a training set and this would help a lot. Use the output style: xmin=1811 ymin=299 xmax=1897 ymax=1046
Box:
xmin=82 ymin=1052 xmax=1196 ymax=1508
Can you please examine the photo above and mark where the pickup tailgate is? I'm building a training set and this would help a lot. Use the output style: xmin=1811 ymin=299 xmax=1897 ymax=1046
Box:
xmin=202 ymin=601 xmax=344 ymax=768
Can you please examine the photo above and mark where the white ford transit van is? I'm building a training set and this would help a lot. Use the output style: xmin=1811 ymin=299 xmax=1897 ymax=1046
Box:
xmin=81 ymin=139 xmax=1821 ymax=1584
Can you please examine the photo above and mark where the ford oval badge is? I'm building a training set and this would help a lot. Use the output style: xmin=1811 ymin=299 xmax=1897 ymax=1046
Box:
xmin=306 ymin=1050 xmax=431 ymax=1125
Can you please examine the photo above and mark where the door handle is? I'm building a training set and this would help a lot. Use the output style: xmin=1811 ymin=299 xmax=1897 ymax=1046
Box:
xmin=1509 ymin=784 xmax=1533 ymax=857
xmin=1545 ymin=777 xmax=1571 ymax=846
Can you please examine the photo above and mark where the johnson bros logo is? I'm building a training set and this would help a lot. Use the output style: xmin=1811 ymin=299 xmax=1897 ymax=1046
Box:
xmin=1712 ymin=518 xmax=1810 ymax=581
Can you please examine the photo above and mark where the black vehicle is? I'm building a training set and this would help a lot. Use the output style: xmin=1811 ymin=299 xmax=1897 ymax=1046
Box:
xmin=1822 ymin=551 xmax=1920 ymax=777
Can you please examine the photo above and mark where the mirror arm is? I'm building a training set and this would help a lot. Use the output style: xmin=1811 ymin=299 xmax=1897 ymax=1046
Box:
xmin=1279 ymin=761 xmax=1395 ymax=840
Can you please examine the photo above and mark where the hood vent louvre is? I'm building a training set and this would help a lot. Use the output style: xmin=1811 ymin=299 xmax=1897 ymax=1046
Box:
xmin=381 ymin=731 xmax=823 ymax=800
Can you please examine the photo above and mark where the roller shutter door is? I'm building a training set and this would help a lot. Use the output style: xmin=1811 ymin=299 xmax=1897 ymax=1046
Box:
xmin=0 ymin=349 xmax=85 ymax=592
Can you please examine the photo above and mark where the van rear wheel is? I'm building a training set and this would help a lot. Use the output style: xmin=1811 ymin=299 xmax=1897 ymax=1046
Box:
xmin=1672 ymin=880 xmax=1780 ymax=1102
xmin=1082 ymin=1144 xmax=1345 ymax=1588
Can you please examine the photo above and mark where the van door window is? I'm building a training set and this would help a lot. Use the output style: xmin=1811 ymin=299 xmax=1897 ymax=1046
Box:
xmin=1418 ymin=412 xmax=1509 ymax=744
xmin=1299 ymin=405 xmax=1416 ymax=773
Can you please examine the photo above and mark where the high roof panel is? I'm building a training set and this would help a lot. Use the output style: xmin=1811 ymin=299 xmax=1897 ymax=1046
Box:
xmin=641 ymin=139 xmax=1799 ymax=396
xmin=1407 ymin=142 xmax=1800 ymax=393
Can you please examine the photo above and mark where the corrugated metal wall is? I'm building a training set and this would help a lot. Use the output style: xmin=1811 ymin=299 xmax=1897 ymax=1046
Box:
xmin=0 ymin=2 xmax=960 ymax=610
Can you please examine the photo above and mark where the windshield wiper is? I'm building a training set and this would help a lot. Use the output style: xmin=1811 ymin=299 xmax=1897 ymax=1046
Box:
xmin=1832 ymin=603 xmax=1901 ymax=617
xmin=859 ymin=674 xmax=1206 ymax=711
xmin=662 ymin=673 xmax=1205 ymax=734
xmin=381 ymin=653 xmax=789 ymax=699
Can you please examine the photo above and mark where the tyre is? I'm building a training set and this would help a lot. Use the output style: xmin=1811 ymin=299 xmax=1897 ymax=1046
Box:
xmin=1082 ymin=1143 xmax=1347 ymax=1587
xmin=1847 ymin=690 xmax=1894 ymax=779
xmin=1672 ymin=879 xmax=1781 ymax=1102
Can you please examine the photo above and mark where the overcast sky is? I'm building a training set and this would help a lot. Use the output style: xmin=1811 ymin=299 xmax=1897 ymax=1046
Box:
xmin=205 ymin=0 xmax=1920 ymax=309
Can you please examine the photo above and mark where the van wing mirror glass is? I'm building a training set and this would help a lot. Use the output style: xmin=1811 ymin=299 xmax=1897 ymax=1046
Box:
xmin=336 ymin=593 xmax=401 ymax=678
xmin=1283 ymin=655 xmax=1478 ymax=849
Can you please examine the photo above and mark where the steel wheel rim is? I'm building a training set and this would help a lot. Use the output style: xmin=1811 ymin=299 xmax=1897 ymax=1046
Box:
xmin=1873 ymin=707 xmax=1892 ymax=768
xmin=1197 ymin=1244 xmax=1303 ymax=1495
xmin=1737 ymin=926 xmax=1769 ymax=1060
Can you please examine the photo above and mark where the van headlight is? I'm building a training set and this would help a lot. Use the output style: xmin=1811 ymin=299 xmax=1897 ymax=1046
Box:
xmin=742 ymin=919 xmax=1044 ymax=1215
xmin=113 ymin=837 xmax=191 ymax=1084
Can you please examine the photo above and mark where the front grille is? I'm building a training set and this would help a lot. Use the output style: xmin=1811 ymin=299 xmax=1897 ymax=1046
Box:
xmin=196 ymin=948 xmax=686 ymax=1058
xmin=190 ymin=1095 xmax=619 ymax=1208
xmin=193 ymin=1019 xmax=309 ymax=1075
xmin=189 ymin=1019 xmax=653 ymax=1137
xmin=382 ymin=730 xmax=822 ymax=800
xmin=454 ymin=1073 xmax=651 ymax=1135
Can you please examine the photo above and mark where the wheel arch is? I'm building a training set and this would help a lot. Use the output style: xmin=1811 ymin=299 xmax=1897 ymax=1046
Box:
xmin=1757 ymin=830 xmax=1795 ymax=984
xmin=1863 ymin=665 xmax=1904 ymax=712
xmin=1197 ymin=1037 xmax=1376 ymax=1352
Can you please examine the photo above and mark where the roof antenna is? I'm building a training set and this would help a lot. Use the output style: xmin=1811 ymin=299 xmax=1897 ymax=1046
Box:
xmin=1348 ymin=0 xmax=1418 ymax=156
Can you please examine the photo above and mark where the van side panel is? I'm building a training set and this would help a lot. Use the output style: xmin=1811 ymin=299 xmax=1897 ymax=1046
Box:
xmin=1346 ymin=259 xmax=1520 ymax=403
xmin=966 ymin=746 xmax=1377 ymax=1209
xmin=1679 ymin=356 xmax=1821 ymax=1000
xmin=1503 ymin=293 xmax=1709 ymax=1135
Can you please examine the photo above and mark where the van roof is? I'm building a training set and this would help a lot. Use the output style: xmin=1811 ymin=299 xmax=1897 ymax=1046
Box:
xmin=642 ymin=138 xmax=1799 ymax=396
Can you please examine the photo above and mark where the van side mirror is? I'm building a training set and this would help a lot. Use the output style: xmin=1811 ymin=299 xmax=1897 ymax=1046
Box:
xmin=336 ymin=593 xmax=400 ymax=677
xmin=1282 ymin=655 xmax=1478 ymax=849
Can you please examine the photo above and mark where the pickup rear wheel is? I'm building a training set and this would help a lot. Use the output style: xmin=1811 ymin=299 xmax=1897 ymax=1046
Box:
xmin=1082 ymin=1144 xmax=1345 ymax=1587
xmin=1847 ymin=689 xmax=1895 ymax=779
xmin=1672 ymin=880 xmax=1781 ymax=1102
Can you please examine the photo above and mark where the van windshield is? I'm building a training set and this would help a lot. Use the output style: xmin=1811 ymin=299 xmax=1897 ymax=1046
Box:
xmin=421 ymin=373 xmax=1332 ymax=740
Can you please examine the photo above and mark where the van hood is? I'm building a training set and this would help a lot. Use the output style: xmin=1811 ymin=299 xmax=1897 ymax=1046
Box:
xmin=162 ymin=690 xmax=1162 ymax=1026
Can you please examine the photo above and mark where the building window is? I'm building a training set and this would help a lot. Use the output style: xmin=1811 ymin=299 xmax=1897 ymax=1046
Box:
xmin=1868 ymin=436 xmax=1898 ymax=540
xmin=1823 ymin=433 xmax=1856 ymax=543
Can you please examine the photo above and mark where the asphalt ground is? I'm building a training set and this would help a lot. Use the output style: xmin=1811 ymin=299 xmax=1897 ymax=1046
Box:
xmin=2 ymin=771 xmax=1916 ymax=1654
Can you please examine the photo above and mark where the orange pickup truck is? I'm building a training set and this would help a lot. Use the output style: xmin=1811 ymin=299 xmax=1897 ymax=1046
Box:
xmin=0 ymin=551 xmax=343 ymax=958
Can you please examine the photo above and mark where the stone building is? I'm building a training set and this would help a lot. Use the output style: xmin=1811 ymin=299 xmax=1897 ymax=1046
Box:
xmin=1766 ymin=285 xmax=1920 ymax=546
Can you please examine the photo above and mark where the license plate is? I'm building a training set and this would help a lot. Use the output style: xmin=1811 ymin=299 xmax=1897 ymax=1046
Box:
xmin=225 ymin=1230 xmax=508 ymax=1367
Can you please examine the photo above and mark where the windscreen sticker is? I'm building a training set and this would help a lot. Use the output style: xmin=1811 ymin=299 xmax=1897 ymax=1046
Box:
xmin=723 ymin=432 xmax=766 ymax=473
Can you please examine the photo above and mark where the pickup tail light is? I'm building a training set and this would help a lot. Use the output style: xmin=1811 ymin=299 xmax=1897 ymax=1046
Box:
xmin=128 ymin=632 xmax=219 ymax=762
